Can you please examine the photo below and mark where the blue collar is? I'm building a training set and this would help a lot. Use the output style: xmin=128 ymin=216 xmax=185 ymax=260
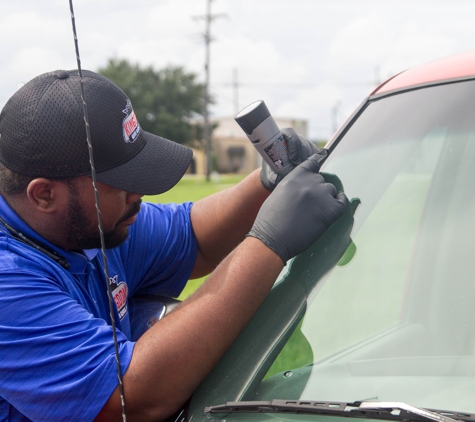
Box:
xmin=0 ymin=194 xmax=100 ymax=274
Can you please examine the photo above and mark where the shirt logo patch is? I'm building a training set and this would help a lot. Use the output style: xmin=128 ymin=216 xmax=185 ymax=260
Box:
xmin=122 ymin=100 xmax=141 ymax=143
xmin=109 ymin=275 xmax=128 ymax=320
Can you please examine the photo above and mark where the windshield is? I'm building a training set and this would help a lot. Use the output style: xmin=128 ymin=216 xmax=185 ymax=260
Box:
xmin=249 ymin=80 xmax=475 ymax=413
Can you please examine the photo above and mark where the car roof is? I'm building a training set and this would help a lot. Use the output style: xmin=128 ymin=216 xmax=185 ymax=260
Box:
xmin=371 ymin=50 xmax=475 ymax=96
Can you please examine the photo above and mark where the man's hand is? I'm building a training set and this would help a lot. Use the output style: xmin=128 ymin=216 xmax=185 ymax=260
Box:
xmin=98 ymin=158 xmax=347 ymax=421
xmin=249 ymin=153 xmax=348 ymax=263
xmin=260 ymin=127 xmax=325 ymax=191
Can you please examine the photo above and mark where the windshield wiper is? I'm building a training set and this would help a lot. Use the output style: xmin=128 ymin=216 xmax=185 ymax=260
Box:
xmin=205 ymin=400 xmax=475 ymax=422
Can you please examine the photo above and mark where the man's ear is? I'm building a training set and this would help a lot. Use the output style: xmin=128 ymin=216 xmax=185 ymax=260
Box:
xmin=26 ymin=178 xmax=69 ymax=214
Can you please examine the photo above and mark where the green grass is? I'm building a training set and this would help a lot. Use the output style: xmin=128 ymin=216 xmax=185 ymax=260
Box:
xmin=144 ymin=174 xmax=246 ymax=205
xmin=143 ymin=174 xmax=247 ymax=300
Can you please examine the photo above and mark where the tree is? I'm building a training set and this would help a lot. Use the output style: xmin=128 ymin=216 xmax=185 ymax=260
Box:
xmin=98 ymin=58 xmax=206 ymax=146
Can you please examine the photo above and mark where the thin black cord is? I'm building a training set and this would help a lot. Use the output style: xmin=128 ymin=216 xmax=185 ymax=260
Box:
xmin=68 ymin=1 xmax=127 ymax=420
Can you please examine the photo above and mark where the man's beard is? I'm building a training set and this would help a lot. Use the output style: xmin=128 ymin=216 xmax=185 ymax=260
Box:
xmin=65 ymin=187 xmax=142 ymax=250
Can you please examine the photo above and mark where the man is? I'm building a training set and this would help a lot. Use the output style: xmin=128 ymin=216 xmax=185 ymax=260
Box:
xmin=0 ymin=70 xmax=347 ymax=421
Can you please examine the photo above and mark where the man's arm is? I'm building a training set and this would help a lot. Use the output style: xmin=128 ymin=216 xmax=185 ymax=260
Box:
xmin=95 ymin=154 xmax=347 ymax=421
xmin=96 ymin=236 xmax=283 ymax=422
xmin=189 ymin=169 xmax=269 ymax=278
xmin=190 ymin=132 xmax=325 ymax=278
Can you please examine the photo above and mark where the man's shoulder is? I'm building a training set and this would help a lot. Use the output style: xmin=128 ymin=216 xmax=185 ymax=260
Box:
xmin=139 ymin=201 xmax=194 ymax=216
xmin=130 ymin=201 xmax=194 ymax=235
xmin=0 ymin=232 xmax=63 ymax=276
xmin=0 ymin=233 xmax=32 ymax=268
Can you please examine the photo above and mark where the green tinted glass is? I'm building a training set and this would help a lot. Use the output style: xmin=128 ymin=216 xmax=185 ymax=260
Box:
xmin=257 ymin=80 xmax=475 ymax=413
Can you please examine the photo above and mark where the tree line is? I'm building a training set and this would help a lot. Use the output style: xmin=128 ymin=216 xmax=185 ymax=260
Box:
xmin=99 ymin=58 xmax=207 ymax=146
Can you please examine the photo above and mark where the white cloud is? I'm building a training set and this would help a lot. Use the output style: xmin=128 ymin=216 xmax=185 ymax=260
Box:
xmin=327 ymin=14 xmax=394 ymax=70
xmin=3 ymin=0 xmax=475 ymax=139
xmin=382 ymin=21 xmax=456 ymax=76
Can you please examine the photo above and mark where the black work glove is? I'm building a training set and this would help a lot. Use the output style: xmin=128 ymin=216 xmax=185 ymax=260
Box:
xmin=249 ymin=153 xmax=348 ymax=263
xmin=260 ymin=127 xmax=323 ymax=192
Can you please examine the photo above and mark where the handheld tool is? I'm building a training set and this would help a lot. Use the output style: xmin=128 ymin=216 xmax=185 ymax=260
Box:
xmin=235 ymin=100 xmax=291 ymax=175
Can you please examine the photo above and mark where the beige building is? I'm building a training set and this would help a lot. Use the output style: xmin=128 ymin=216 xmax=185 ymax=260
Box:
xmin=209 ymin=116 xmax=308 ymax=174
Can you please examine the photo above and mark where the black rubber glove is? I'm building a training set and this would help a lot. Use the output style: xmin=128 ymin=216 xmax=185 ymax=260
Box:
xmin=260 ymin=127 xmax=322 ymax=192
xmin=249 ymin=153 xmax=348 ymax=263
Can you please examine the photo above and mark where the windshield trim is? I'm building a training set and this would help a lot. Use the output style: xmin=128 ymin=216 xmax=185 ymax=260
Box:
xmin=325 ymin=97 xmax=369 ymax=154
xmin=369 ymin=75 xmax=475 ymax=101
xmin=326 ymin=76 xmax=475 ymax=167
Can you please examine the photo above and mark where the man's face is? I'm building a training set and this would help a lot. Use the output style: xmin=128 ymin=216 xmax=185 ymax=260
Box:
xmin=64 ymin=178 xmax=142 ymax=250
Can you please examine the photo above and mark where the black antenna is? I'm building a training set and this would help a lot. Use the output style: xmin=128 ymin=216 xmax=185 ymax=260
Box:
xmin=68 ymin=1 xmax=127 ymax=420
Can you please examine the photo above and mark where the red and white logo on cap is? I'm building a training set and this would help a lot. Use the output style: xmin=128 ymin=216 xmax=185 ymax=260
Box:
xmin=122 ymin=100 xmax=141 ymax=143
xmin=109 ymin=274 xmax=128 ymax=320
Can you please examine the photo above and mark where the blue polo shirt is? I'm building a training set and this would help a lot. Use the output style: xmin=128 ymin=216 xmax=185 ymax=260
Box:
xmin=0 ymin=195 xmax=197 ymax=421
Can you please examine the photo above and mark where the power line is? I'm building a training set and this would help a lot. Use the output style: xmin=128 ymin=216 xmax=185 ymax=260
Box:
xmin=193 ymin=0 xmax=226 ymax=181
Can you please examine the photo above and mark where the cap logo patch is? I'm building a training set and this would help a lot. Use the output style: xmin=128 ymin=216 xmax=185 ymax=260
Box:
xmin=109 ymin=275 xmax=128 ymax=320
xmin=122 ymin=100 xmax=141 ymax=143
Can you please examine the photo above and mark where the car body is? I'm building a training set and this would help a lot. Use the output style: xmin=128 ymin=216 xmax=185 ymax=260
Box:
xmin=183 ymin=50 xmax=475 ymax=421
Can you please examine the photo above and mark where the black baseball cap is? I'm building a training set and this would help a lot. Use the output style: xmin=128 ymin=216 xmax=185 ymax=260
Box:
xmin=0 ymin=69 xmax=193 ymax=195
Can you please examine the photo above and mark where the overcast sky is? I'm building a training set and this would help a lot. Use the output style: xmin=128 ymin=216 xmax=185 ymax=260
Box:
xmin=2 ymin=0 xmax=475 ymax=139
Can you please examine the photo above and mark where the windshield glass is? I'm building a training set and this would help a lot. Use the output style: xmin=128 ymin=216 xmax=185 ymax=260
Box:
xmin=251 ymin=80 xmax=475 ymax=413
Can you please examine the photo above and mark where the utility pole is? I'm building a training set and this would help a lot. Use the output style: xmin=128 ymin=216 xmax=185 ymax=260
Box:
xmin=233 ymin=67 xmax=240 ymax=115
xmin=195 ymin=0 xmax=224 ymax=181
